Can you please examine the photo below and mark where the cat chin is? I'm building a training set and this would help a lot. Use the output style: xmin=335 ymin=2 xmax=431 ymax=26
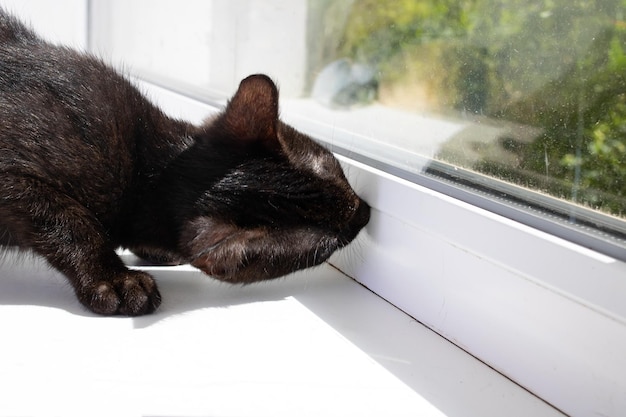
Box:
xmin=179 ymin=217 xmax=340 ymax=283
xmin=190 ymin=243 xmax=334 ymax=284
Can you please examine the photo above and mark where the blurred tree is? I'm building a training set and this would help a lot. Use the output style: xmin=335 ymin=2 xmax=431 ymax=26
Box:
xmin=319 ymin=0 xmax=626 ymax=216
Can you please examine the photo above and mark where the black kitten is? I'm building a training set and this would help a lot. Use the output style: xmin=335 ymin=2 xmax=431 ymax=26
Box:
xmin=0 ymin=10 xmax=370 ymax=316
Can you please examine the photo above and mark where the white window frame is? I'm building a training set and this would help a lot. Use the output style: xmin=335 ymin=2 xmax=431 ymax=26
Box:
xmin=8 ymin=1 xmax=624 ymax=415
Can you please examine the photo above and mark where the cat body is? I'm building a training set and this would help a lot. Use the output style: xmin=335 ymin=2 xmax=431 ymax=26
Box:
xmin=0 ymin=11 xmax=369 ymax=315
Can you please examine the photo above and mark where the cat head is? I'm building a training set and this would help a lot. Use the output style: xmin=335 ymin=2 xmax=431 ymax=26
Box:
xmin=177 ymin=74 xmax=370 ymax=283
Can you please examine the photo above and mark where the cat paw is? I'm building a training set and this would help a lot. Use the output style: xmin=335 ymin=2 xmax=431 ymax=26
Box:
xmin=81 ymin=270 xmax=162 ymax=316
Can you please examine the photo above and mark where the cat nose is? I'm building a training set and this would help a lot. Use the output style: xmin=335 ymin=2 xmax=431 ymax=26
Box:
xmin=337 ymin=199 xmax=370 ymax=243
xmin=351 ymin=199 xmax=371 ymax=230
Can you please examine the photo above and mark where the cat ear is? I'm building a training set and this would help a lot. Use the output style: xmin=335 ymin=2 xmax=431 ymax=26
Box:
xmin=220 ymin=74 xmax=280 ymax=147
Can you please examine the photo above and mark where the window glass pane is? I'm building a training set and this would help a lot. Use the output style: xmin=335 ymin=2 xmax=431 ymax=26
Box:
xmin=310 ymin=0 xmax=626 ymax=223
xmin=89 ymin=0 xmax=215 ymax=92
xmin=90 ymin=0 xmax=626 ymax=230
xmin=90 ymin=0 xmax=308 ymax=97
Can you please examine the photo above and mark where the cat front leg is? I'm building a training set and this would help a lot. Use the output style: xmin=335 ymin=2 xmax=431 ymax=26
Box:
xmin=0 ymin=176 xmax=161 ymax=315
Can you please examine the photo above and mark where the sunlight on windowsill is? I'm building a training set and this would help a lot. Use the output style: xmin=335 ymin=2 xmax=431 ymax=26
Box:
xmin=0 ymin=251 xmax=562 ymax=417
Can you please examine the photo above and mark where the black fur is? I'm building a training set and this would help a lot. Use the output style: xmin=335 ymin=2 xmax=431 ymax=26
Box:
xmin=0 ymin=10 xmax=369 ymax=315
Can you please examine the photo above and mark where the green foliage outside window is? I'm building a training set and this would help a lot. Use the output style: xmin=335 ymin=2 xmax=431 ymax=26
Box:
xmin=310 ymin=0 xmax=626 ymax=217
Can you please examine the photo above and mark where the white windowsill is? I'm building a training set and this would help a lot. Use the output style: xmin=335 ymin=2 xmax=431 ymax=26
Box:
xmin=0 ymin=251 xmax=562 ymax=417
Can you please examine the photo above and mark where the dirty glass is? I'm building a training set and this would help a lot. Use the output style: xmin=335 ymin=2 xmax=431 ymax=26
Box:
xmin=308 ymin=0 xmax=626 ymax=223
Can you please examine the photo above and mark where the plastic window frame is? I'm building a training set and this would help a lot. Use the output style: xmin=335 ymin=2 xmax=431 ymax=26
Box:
xmin=85 ymin=3 xmax=626 ymax=415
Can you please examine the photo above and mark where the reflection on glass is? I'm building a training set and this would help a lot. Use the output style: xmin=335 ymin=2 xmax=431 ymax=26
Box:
xmin=306 ymin=0 xmax=626 ymax=220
